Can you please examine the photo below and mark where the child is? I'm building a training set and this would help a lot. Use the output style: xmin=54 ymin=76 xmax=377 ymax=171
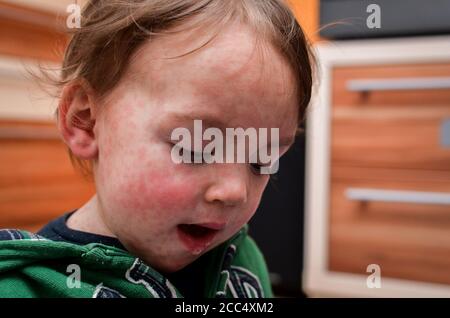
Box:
xmin=0 ymin=0 xmax=313 ymax=298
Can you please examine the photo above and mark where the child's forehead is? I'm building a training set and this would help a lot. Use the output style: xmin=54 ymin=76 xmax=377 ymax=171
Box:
xmin=122 ymin=22 xmax=298 ymax=132
xmin=129 ymin=21 xmax=296 ymax=95
xmin=133 ymin=21 xmax=258 ymax=63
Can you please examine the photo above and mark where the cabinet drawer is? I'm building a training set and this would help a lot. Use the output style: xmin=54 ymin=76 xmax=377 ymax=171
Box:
xmin=332 ymin=63 xmax=450 ymax=170
xmin=331 ymin=104 xmax=450 ymax=170
xmin=329 ymin=167 xmax=450 ymax=285
xmin=333 ymin=63 xmax=450 ymax=108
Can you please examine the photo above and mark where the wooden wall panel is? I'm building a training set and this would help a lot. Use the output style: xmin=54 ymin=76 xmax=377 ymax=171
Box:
xmin=0 ymin=120 xmax=95 ymax=232
xmin=0 ymin=1 xmax=67 ymax=61
xmin=290 ymin=0 xmax=321 ymax=43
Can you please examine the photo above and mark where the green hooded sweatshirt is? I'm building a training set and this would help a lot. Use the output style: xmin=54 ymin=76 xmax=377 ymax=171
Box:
xmin=0 ymin=226 xmax=273 ymax=298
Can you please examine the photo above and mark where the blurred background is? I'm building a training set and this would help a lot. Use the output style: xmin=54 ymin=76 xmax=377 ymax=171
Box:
xmin=0 ymin=0 xmax=449 ymax=297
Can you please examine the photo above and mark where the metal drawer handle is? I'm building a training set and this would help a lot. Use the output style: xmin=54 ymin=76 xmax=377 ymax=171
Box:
xmin=346 ymin=188 xmax=450 ymax=205
xmin=347 ymin=77 xmax=450 ymax=92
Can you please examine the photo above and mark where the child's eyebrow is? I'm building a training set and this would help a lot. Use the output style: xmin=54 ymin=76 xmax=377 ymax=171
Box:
xmin=164 ymin=112 xmax=227 ymax=129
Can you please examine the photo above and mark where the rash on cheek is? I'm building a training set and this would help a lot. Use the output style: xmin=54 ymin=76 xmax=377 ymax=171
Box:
xmin=115 ymin=169 xmax=196 ymax=218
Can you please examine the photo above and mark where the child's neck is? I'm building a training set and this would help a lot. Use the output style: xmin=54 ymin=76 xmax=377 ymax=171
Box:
xmin=66 ymin=195 xmax=116 ymax=238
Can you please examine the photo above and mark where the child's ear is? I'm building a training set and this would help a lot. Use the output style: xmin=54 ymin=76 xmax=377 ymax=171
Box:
xmin=58 ymin=81 xmax=98 ymax=160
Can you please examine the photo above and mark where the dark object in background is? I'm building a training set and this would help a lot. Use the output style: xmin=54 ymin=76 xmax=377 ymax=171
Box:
xmin=320 ymin=0 xmax=450 ymax=40
xmin=249 ymin=132 xmax=306 ymax=297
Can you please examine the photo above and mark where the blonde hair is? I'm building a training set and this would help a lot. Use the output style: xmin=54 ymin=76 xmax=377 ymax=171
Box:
xmin=56 ymin=0 xmax=314 ymax=176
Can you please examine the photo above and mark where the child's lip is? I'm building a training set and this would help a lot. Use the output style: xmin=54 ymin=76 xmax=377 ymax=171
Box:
xmin=176 ymin=223 xmax=224 ymax=255
xmin=195 ymin=222 xmax=226 ymax=230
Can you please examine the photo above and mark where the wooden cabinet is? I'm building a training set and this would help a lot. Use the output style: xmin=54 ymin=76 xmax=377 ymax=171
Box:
xmin=331 ymin=64 xmax=450 ymax=171
xmin=0 ymin=1 xmax=67 ymax=61
xmin=329 ymin=62 xmax=450 ymax=286
xmin=330 ymin=167 xmax=450 ymax=285
xmin=0 ymin=120 xmax=95 ymax=232
xmin=304 ymin=36 xmax=450 ymax=297
xmin=0 ymin=2 xmax=94 ymax=232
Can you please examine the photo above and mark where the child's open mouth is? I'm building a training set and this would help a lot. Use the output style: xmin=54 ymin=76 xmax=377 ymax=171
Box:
xmin=177 ymin=223 xmax=223 ymax=255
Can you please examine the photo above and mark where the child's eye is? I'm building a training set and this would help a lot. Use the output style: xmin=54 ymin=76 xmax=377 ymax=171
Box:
xmin=171 ymin=143 xmax=209 ymax=164
xmin=184 ymin=148 xmax=204 ymax=164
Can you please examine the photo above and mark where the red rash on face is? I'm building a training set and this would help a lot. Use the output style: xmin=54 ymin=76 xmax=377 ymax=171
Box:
xmin=87 ymin=21 xmax=299 ymax=273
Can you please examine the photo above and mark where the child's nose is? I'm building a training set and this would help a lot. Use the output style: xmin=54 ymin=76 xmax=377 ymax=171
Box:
xmin=204 ymin=165 xmax=248 ymax=207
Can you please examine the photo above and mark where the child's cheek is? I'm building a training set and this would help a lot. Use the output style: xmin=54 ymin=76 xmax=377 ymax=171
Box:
xmin=115 ymin=169 xmax=197 ymax=217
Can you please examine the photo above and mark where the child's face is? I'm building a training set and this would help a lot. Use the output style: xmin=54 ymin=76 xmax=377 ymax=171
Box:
xmin=92 ymin=22 xmax=298 ymax=273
